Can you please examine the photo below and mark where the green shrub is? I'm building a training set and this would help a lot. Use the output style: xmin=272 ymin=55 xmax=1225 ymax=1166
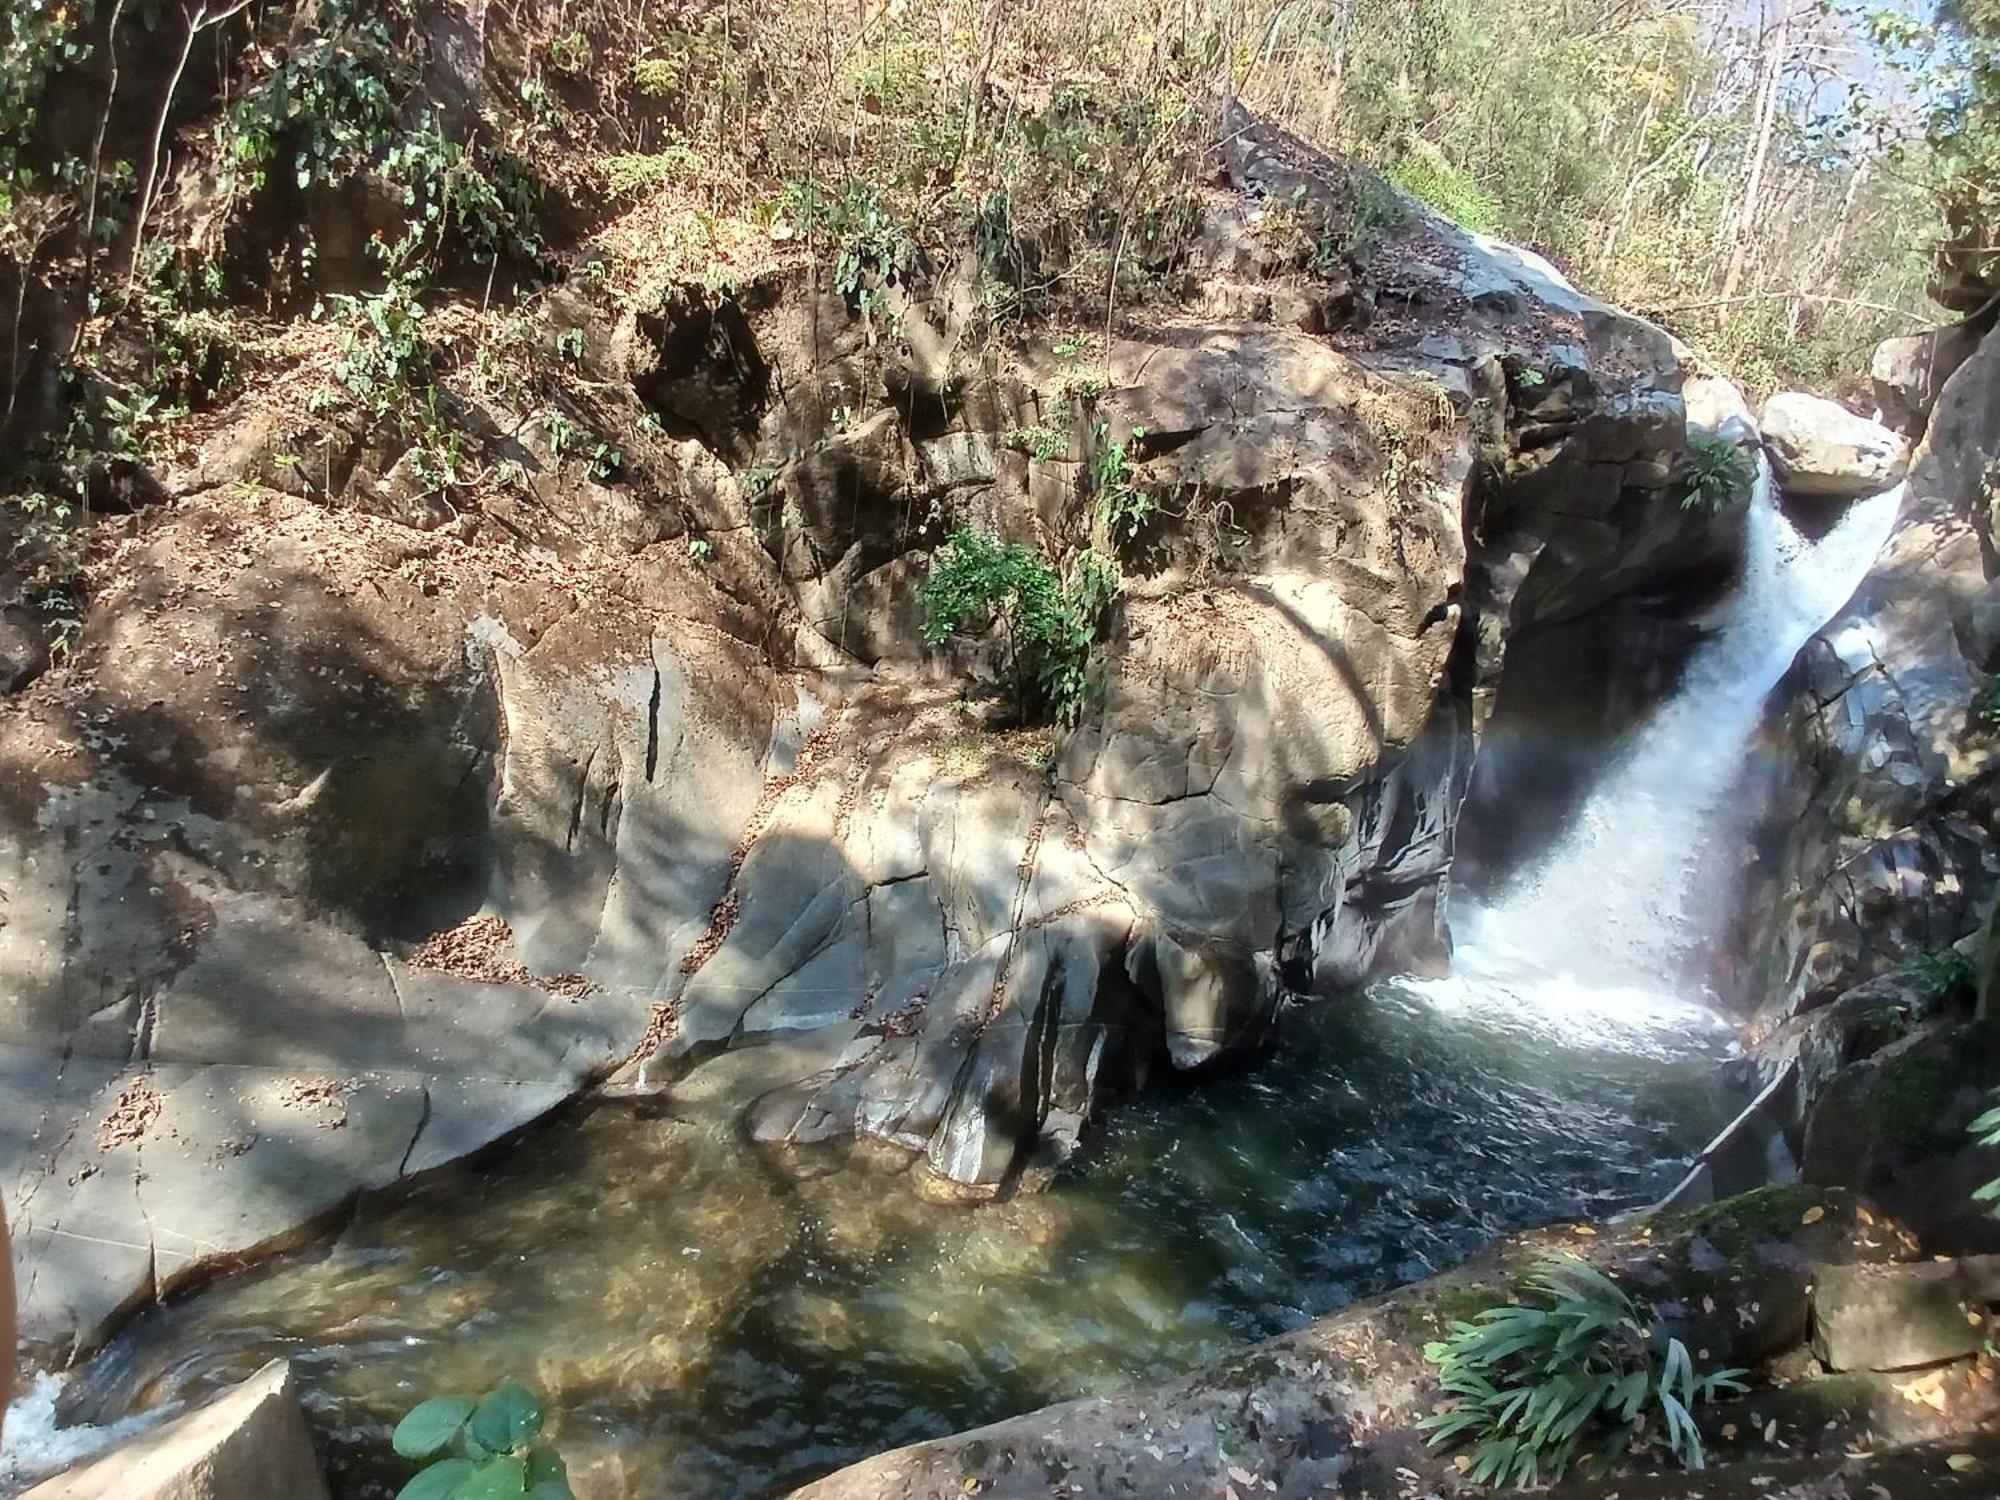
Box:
xmin=1912 ymin=946 xmax=1977 ymax=1003
xmin=919 ymin=529 xmax=1117 ymax=725
xmin=391 ymin=1382 xmax=572 ymax=1500
xmin=1674 ymin=432 xmax=1757 ymax=513
xmin=1390 ymin=141 xmax=1500 ymax=235
xmin=1420 ymin=1256 xmax=1746 ymax=1487
xmin=1089 ymin=423 xmax=1153 ymax=544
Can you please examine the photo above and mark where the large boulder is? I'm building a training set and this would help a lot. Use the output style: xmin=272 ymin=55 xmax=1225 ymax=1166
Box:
xmin=1737 ymin=325 xmax=2000 ymax=1250
xmin=1759 ymin=390 xmax=1910 ymax=499
xmin=1873 ymin=320 xmax=1987 ymax=437
xmin=20 ymin=1360 xmax=328 ymax=1500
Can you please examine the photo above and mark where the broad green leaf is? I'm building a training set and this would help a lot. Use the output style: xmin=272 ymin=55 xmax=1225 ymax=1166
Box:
xmin=469 ymin=1385 xmax=543 ymax=1454
xmin=457 ymin=1455 xmax=528 ymax=1500
xmin=523 ymin=1448 xmax=570 ymax=1491
xmin=393 ymin=1397 xmax=475 ymax=1460
xmin=397 ymin=1458 xmax=476 ymax=1500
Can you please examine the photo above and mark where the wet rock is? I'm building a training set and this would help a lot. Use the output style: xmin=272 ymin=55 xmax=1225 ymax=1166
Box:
xmin=21 ymin=1360 xmax=328 ymax=1500
xmin=1811 ymin=1261 xmax=1987 ymax=1371
xmin=1759 ymin=390 xmax=1910 ymax=499
xmin=1738 ymin=326 xmax=1999 ymax=1038
xmin=787 ymin=1189 xmax=1900 ymax=1500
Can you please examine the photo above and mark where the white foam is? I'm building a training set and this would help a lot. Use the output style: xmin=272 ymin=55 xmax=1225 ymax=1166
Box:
xmin=0 ymin=1373 xmax=169 ymax=1495
xmin=1454 ymin=465 xmax=1901 ymax=1023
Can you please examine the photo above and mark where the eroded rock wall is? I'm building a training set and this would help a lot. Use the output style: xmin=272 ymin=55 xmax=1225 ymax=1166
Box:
xmin=1737 ymin=324 xmax=2000 ymax=1248
xmin=0 ymin=109 xmax=1717 ymax=1357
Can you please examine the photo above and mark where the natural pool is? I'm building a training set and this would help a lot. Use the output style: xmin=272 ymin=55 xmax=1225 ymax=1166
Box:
xmin=61 ymin=965 xmax=1739 ymax=1499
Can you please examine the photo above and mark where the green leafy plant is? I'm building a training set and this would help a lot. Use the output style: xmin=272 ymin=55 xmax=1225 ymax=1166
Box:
xmin=391 ymin=1382 xmax=572 ymax=1500
xmin=1675 ymin=432 xmax=1757 ymax=514
xmin=919 ymin=529 xmax=1116 ymax=724
xmin=1420 ymin=1257 xmax=1746 ymax=1488
xmin=1913 ymin=946 xmax=1977 ymax=1003
xmin=545 ymin=29 xmax=592 ymax=75
xmin=317 ymin=267 xmax=433 ymax=424
xmin=1974 ymin=680 xmax=2000 ymax=734
xmin=1089 ymin=423 xmax=1153 ymax=544
xmin=1973 ymin=1088 xmax=2000 ymax=1218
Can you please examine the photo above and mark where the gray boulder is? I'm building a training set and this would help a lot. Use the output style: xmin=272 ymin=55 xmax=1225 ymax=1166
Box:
xmin=1760 ymin=390 xmax=1910 ymax=498
xmin=1873 ymin=321 xmax=1986 ymax=437
xmin=20 ymin=1360 xmax=328 ymax=1500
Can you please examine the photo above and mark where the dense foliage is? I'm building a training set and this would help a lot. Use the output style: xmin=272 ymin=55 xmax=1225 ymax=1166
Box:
xmin=1674 ymin=433 xmax=1758 ymax=513
xmin=1420 ymin=1257 xmax=1746 ymax=1487
xmin=919 ymin=529 xmax=1117 ymax=724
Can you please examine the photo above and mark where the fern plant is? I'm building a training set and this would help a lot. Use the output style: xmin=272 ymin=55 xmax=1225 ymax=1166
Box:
xmin=1972 ymin=1088 xmax=2000 ymax=1218
xmin=1420 ymin=1257 xmax=1746 ymax=1488
xmin=1674 ymin=432 xmax=1757 ymax=513
xmin=391 ymin=1381 xmax=573 ymax=1500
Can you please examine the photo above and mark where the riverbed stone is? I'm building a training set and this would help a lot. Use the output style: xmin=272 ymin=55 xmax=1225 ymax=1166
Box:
xmin=1760 ymin=390 xmax=1910 ymax=498
xmin=1811 ymin=1261 xmax=1987 ymax=1371
xmin=20 ymin=1360 xmax=328 ymax=1500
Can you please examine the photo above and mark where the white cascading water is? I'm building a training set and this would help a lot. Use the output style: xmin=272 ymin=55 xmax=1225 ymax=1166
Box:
xmin=1419 ymin=459 xmax=1903 ymax=1046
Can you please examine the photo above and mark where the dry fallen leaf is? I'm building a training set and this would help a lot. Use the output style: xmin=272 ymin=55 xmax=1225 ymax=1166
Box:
xmin=1801 ymin=1205 xmax=1826 ymax=1225
xmin=1894 ymin=1371 xmax=1949 ymax=1412
xmin=1228 ymin=1468 xmax=1256 ymax=1486
xmin=1947 ymin=1454 xmax=1976 ymax=1472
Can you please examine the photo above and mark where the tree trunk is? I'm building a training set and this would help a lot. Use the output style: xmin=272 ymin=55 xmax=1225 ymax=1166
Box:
xmin=1719 ymin=3 xmax=1790 ymax=318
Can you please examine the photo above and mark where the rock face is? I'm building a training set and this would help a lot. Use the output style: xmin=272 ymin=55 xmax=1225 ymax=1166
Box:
xmin=1873 ymin=317 xmax=1990 ymax=438
xmin=1759 ymin=390 xmax=1910 ymax=499
xmin=0 ymin=107 xmax=1710 ymax=1357
xmin=20 ymin=1360 xmax=328 ymax=1500
xmin=1738 ymin=325 xmax=2000 ymax=1250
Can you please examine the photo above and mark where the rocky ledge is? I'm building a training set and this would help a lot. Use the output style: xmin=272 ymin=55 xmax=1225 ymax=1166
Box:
xmin=790 ymin=1186 xmax=2000 ymax=1499
xmin=1 ymin=108 xmax=1736 ymax=1358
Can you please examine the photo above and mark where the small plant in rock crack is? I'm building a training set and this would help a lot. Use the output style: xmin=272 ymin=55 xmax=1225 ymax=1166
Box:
xmin=1912 ymin=946 xmax=1977 ymax=1003
xmin=919 ymin=528 xmax=1117 ymax=726
xmin=1089 ymin=423 xmax=1152 ymax=545
xmin=391 ymin=1381 xmax=573 ymax=1499
xmin=1974 ymin=680 xmax=2000 ymax=734
xmin=1674 ymin=432 xmax=1757 ymax=514
xmin=1420 ymin=1256 xmax=1746 ymax=1488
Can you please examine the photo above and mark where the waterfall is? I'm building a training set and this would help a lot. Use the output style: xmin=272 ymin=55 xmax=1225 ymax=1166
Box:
xmin=1429 ymin=461 xmax=1902 ymax=1037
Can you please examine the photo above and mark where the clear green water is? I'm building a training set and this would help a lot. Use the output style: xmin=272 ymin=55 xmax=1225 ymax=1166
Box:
xmin=68 ymin=974 xmax=1738 ymax=1498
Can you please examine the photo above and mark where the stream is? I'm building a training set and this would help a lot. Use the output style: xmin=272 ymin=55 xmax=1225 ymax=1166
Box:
xmin=10 ymin=468 xmax=1901 ymax=1499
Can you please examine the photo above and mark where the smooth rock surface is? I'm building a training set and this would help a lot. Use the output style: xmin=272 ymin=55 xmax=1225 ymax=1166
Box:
xmin=20 ymin=1360 xmax=327 ymax=1500
xmin=1811 ymin=1261 xmax=1986 ymax=1372
xmin=1760 ymin=390 xmax=1910 ymax=498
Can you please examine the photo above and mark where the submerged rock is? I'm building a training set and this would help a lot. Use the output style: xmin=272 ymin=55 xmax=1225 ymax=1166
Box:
xmin=1759 ymin=390 xmax=1910 ymax=499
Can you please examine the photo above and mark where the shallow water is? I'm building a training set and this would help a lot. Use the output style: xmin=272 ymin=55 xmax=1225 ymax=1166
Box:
xmin=64 ymin=971 xmax=1738 ymax=1499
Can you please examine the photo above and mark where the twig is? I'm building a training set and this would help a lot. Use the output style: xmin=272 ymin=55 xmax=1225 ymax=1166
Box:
xmin=1636 ymin=291 xmax=1931 ymax=325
